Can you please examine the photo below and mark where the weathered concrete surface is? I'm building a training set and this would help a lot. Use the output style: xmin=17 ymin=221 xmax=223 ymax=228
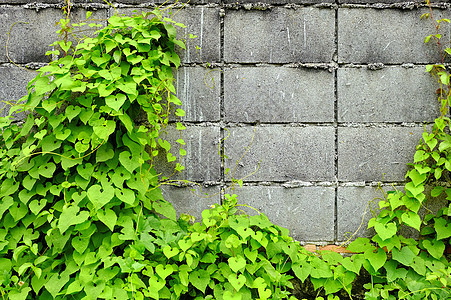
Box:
xmin=0 ymin=66 xmax=37 ymax=117
xmin=338 ymin=126 xmax=424 ymax=182
xmin=224 ymin=7 xmax=335 ymax=63
xmin=156 ymin=125 xmax=221 ymax=182
xmin=338 ymin=8 xmax=451 ymax=64
xmin=224 ymin=126 xmax=335 ymax=182
xmin=176 ymin=67 xmax=221 ymax=122
xmin=232 ymin=186 xmax=335 ymax=242
xmin=225 ymin=67 xmax=335 ymax=123
xmin=0 ymin=7 xmax=107 ymax=63
xmin=338 ymin=66 xmax=440 ymax=123
xmin=160 ymin=184 xmax=221 ymax=221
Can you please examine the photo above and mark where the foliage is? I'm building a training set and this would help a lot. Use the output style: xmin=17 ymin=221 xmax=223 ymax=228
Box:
xmin=1 ymin=1 xmax=450 ymax=299
xmin=0 ymin=8 xmax=188 ymax=299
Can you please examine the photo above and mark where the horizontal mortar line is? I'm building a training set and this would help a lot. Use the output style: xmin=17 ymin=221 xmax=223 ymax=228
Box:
xmin=220 ymin=181 xmax=411 ymax=187
xmin=173 ymin=121 xmax=435 ymax=128
xmin=340 ymin=3 xmax=450 ymax=10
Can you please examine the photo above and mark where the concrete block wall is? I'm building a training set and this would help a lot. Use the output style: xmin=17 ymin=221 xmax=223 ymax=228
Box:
xmin=0 ymin=0 xmax=450 ymax=244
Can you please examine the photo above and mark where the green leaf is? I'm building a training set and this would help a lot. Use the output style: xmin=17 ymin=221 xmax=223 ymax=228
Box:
xmin=364 ymin=248 xmax=387 ymax=272
xmin=401 ymin=211 xmax=422 ymax=231
xmin=38 ymin=162 xmax=56 ymax=178
xmin=228 ymin=255 xmax=246 ymax=273
xmin=163 ymin=245 xmax=179 ymax=259
xmin=97 ymin=208 xmax=117 ymax=231
xmin=347 ymin=238 xmax=375 ymax=253
xmin=422 ymin=239 xmax=445 ymax=259
xmin=153 ymin=200 xmax=176 ymax=221
xmin=374 ymin=221 xmax=397 ymax=241
xmin=44 ymin=271 xmax=70 ymax=298
xmin=189 ymin=270 xmax=210 ymax=293
xmin=105 ymin=93 xmax=127 ymax=111
xmin=87 ymin=183 xmax=115 ymax=208
xmin=96 ymin=143 xmax=115 ymax=162
xmin=93 ymin=120 xmax=116 ymax=140
xmin=392 ymin=246 xmax=416 ymax=266
xmin=434 ymin=217 xmax=451 ymax=240
xmin=115 ymin=188 xmax=136 ymax=205
xmin=58 ymin=205 xmax=90 ymax=234
xmin=228 ymin=273 xmax=246 ymax=292
xmin=119 ymin=151 xmax=141 ymax=173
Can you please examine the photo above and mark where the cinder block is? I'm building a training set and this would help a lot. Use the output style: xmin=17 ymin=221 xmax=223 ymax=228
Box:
xmin=338 ymin=8 xmax=450 ymax=64
xmin=340 ymin=0 xmax=443 ymax=3
xmin=224 ymin=126 xmax=335 ymax=182
xmin=0 ymin=66 xmax=37 ymax=118
xmin=338 ymin=127 xmax=424 ymax=182
xmin=156 ymin=125 xmax=221 ymax=182
xmin=224 ymin=7 xmax=335 ymax=63
xmin=175 ymin=67 xmax=221 ymax=122
xmin=338 ymin=66 xmax=440 ymax=123
xmin=337 ymin=186 xmax=385 ymax=241
xmin=224 ymin=0 xmax=332 ymax=3
xmin=116 ymin=7 xmax=220 ymax=63
xmin=231 ymin=186 xmax=335 ymax=242
xmin=160 ymin=184 xmax=221 ymax=221
xmin=224 ymin=67 xmax=335 ymax=123
xmin=0 ymin=7 xmax=107 ymax=64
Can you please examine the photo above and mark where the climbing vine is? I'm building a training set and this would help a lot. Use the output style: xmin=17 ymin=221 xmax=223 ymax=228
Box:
xmin=0 ymin=1 xmax=450 ymax=299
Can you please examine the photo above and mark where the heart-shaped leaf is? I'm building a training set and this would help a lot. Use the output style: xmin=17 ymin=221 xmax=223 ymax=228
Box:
xmin=18 ymin=189 xmax=35 ymax=204
xmin=71 ymin=236 xmax=90 ymax=254
xmin=364 ymin=248 xmax=387 ymax=272
xmin=155 ymin=264 xmax=173 ymax=280
xmin=29 ymin=199 xmax=47 ymax=215
xmin=58 ymin=205 xmax=90 ymax=234
xmin=96 ymin=143 xmax=115 ymax=163
xmin=244 ymin=248 xmax=258 ymax=263
xmin=163 ymin=245 xmax=179 ymax=259
xmin=435 ymin=217 xmax=451 ymax=240
xmin=65 ymin=105 xmax=82 ymax=122
xmin=227 ymin=273 xmax=246 ymax=291
xmin=228 ymin=255 xmax=246 ymax=273
xmin=87 ymin=183 xmax=115 ymax=208
xmin=423 ymin=239 xmax=445 ymax=260
xmin=22 ymin=175 xmax=36 ymax=191
xmin=189 ymin=270 xmax=210 ymax=293
xmin=38 ymin=162 xmax=56 ymax=178
xmin=77 ymin=163 xmax=95 ymax=180
xmin=119 ymin=151 xmax=140 ymax=173
xmin=97 ymin=208 xmax=117 ymax=232
xmin=401 ymin=211 xmax=421 ymax=231
xmin=374 ymin=221 xmax=397 ymax=241
xmin=115 ymin=188 xmax=136 ymax=205
xmin=105 ymin=93 xmax=127 ymax=111
xmin=72 ymin=191 xmax=87 ymax=205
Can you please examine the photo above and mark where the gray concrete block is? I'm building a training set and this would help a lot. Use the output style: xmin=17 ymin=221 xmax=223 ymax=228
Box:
xmin=116 ymin=7 xmax=221 ymax=63
xmin=224 ymin=7 xmax=335 ymax=63
xmin=337 ymin=186 xmax=385 ymax=241
xmin=232 ymin=186 xmax=335 ymax=242
xmin=224 ymin=0 xmax=332 ymax=3
xmin=0 ymin=7 xmax=107 ymax=64
xmin=338 ymin=66 xmax=440 ymax=123
xmin=160 ymin=184 xmax=220 ymax=221
xmin=224 ymin=67 xmax=335 ymax=123
xmin=175 ymin=67 xmax=221 ymax=122
xmin=338 ymin=126 xmax=424 ymax=182
xmin=156 ymin=125 xmax=221 ymax=182
xmin=224 ymin=126 xmax=335 ymax=182
xmin=0 ymin=66 xmax=37 ymax=117
xmin=338 ymin=8 xmax=451 ymax=64
xmin=340 ymin=0 xmax=444 ymax=3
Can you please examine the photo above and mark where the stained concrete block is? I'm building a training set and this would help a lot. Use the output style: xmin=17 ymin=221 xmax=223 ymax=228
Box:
xmin=224 ymin=7 xmax=335 ymax=63
xmin=156 ymin=125 xmax=221 ymax=182
xmin=338 ymin=126 xmax=424 ymax=182
xmin=224 ymin=0 xmax=332 ymax=3
xmin=175 ymin=67 xmax=221 ymax=122
xmin=160 ymin=184 xmax=221 ymax=221
xmin=0 ymin=7 xmax=107 ymax=64
xmin=224 ymin=126 xmax=335 ymax=182
xmin=340 ymin=0 xmax=444 ymax=3
xmin=0 ymin=66 xmax=37 ymax=118
xmin=337 ymin=186 xmax=385 ymax=241
xmin=224 ymin=67 xmax=335 ymax=123
xmin=232 ymin=186 xmax=335 ymax=242
xmin=338 ymin=8 xmax=451 ymax=64
xmin=117 ymin=7 xmax=220 ymax=63
xmin=338 ymin=67 xmax=440 ymax=123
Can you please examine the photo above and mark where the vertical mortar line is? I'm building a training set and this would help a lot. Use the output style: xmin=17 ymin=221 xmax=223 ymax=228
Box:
xmin=219 ymin=2 xmax=226 ymax=204
xmin=333 ymin=2 xmax=339 ymax=243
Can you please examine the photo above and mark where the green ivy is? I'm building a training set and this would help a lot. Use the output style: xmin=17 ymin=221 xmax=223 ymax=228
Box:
xmin=0 ymin=9 xmax=188 ymax=299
